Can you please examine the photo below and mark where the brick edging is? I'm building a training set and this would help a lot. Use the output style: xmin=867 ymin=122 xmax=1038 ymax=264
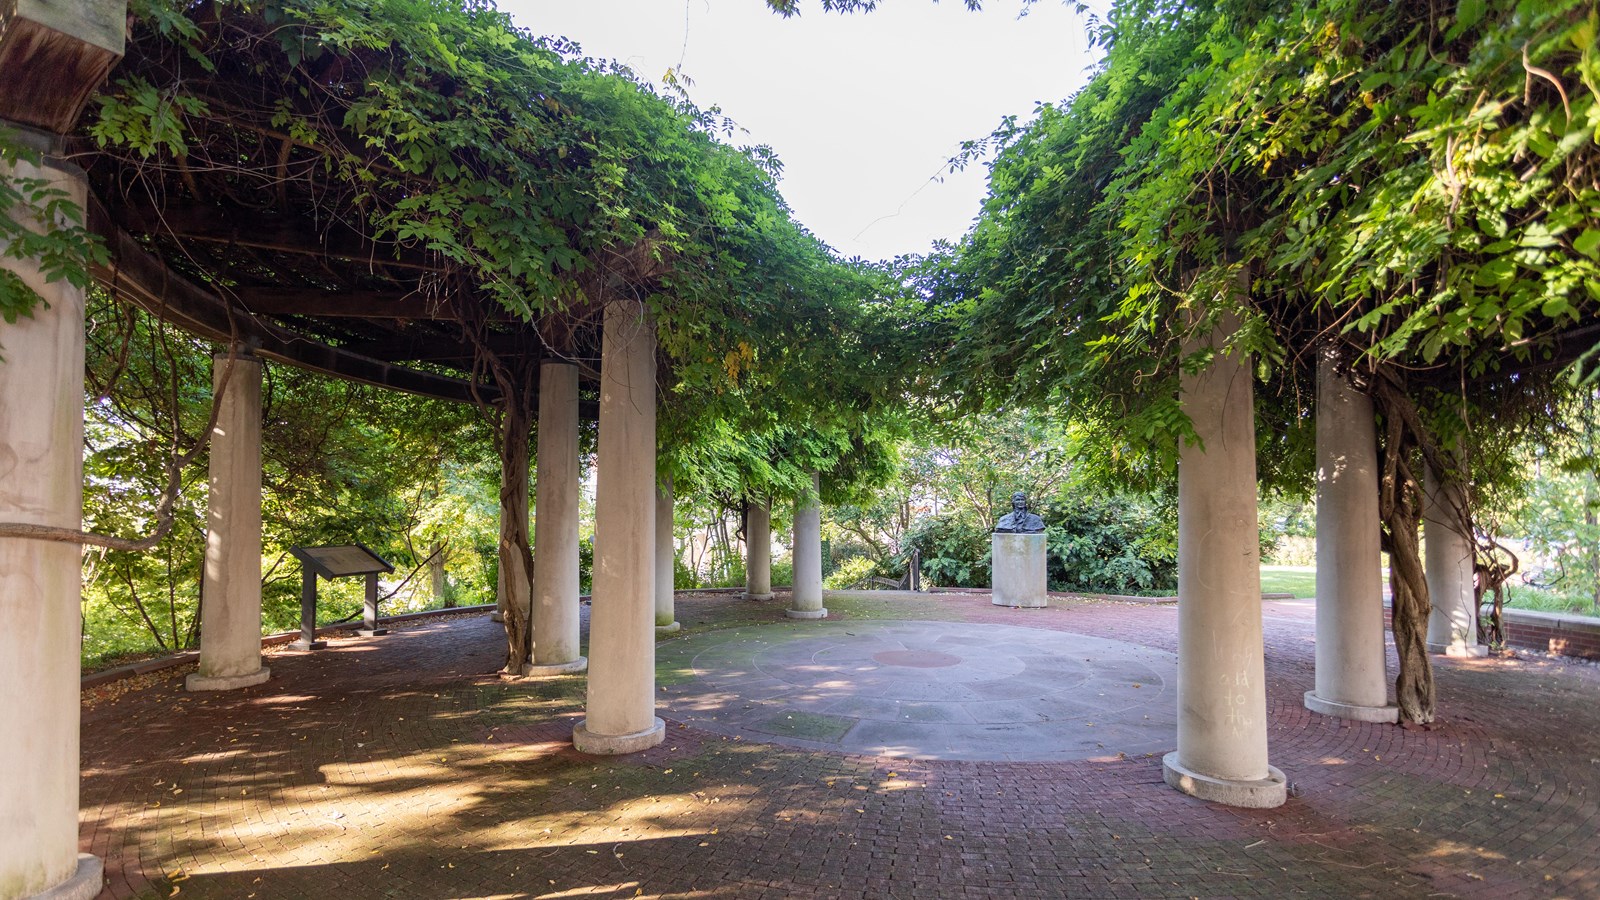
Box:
xmin=81 ymin=603 xmax=496 ymax=689
xmin=1502 ymin=607 xmax=1600 ymax=660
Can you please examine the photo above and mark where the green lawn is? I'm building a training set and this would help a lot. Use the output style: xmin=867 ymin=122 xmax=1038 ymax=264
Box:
xmin=1260 ymin=565 xmax=1317 ymax=598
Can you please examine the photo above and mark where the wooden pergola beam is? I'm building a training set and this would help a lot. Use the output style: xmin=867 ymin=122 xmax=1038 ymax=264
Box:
xmin=237 ymin=287 xmax=467 ymax=320
xmin=112 ymin=196 xmax=444 ymax=273
xmin=91 ymin=199 xmax=500 ymax=405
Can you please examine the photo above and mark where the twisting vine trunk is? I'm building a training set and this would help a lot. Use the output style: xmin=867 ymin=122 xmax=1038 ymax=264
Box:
xmin=1372 ymin=368 xmax=1436 ymax=723
xmin=494 ymin=361 xmax=536 ymax=674
xmin=462 ymin=298 xmax=536 ymax=675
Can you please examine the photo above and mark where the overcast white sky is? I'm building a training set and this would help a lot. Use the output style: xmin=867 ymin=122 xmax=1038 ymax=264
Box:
xmin=498 ymin=0 xmax=1109 ymax=262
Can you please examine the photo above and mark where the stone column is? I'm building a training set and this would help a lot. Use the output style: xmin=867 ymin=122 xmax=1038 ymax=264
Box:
xmin=656 ymin=475 xmax=680 ymax=632
xmin=1425 ymin=463 xmax=1485 ymax=657
xmin=492 ymin=562 xmax=505 ymax=623
xmin=744 ymin=499 xmax=773 ymax=600
xmin=0 ymin=155 xmax=104 ymax=900
xmin=187 ymin=351 xmax=271 ymax=692
xmin=1162 ymin=309 xmax=1286 ymax=809
xmin=1304 ymin=345 xmax=1397 ymax=723
xmin=787 ymin=472 xmax=827 ymax=619
xmin=527 ymin=361 xmax=585 ymax=675
xmin=573 ymin=301 xmax=664 ymax=754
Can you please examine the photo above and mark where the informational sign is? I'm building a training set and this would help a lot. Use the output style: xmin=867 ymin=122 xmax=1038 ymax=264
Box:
xmin=290 ymin=544 xmax=393 ymax=580
xmin=288 ymin=544 xmax=395 ymax=649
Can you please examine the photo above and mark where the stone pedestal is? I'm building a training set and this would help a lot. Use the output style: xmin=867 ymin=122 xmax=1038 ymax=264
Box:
xmin=188 ymin=352 xmax=271 ymax=692
xmin=787 ymin=473 xmax=826 ymax=619
xmin=655 ymin=476 xmax=680 ymax=633
xmin=1305 ymin=345 xmax=1398 ymax=723
xmin=745 ymin=500 xmax=773 ymax=601
xmin=1163 ymin=309 xmax=1286 ymax=809
xmin=1424 ymin=463 xmax=1486 ymax=657
xmin=574 ymin=301 xmax=663 ymax=755
xmin=527 ymin=362 xmax=586 ymax=676
xmin=0 ymin=156 xmax=106 ymax=900
xmin=991 ymin=533 xmax=1048 ymax=608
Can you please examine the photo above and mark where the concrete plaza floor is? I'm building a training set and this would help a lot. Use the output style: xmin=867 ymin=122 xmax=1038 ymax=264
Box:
xmin=79 ymin=590 xmax=1600 ymax=898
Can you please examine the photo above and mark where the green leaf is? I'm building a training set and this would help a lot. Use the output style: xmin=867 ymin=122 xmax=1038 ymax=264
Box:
xmin=1574 ymin=229 xmax=1600 ymax=260
xmin=1448 ymin=0 xmax=1487 ymax=40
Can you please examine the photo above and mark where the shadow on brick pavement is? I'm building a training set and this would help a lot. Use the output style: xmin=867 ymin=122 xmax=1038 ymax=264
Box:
xmin=78 ymin=591 xmax=1600 ymax=899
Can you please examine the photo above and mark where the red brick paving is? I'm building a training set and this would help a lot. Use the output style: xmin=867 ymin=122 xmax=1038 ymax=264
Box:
xmin=77 ymin=591 xmax=1600 ymax=899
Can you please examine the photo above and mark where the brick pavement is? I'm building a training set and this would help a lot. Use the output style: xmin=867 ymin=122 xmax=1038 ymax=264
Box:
xmin=77 ymin=591 xmax=1600 ymax=899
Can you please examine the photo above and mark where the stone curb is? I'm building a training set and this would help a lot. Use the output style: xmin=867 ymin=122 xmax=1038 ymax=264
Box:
xmin=81 ymin=604 xmax=495 ymax=689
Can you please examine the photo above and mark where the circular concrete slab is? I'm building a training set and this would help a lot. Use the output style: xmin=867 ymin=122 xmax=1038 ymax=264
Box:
xmin=658 ymin=620 xmax=1177 ymax=761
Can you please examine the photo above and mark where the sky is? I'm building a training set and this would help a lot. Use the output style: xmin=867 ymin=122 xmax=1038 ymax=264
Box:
xmin=498 ymin=0 xmax=1110 ymax=263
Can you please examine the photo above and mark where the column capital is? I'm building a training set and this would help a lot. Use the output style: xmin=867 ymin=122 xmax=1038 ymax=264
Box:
xmin=0 ymin=0 xmax=127 ymax=134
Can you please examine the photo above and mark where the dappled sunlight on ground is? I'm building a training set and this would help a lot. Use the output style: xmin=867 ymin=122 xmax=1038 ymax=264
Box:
xmin=78 ymin=591 xmax=1600 ymax=898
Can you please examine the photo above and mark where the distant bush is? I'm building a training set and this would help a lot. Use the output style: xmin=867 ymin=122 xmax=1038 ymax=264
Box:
xmin=825 ymin=556 xmax=877 ymax=590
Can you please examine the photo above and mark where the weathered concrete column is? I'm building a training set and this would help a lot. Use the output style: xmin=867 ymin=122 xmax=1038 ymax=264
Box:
xmin=527 ymin=361 xmax=585 ymax=675
xmin=0 ymin=155 xmax=104 ymax=900
xmin=787 ymin=472 xmax=827 ymax=619
xmin=1163 ymin=309 xmax=1286 ymax=809
xmin=1425 ymin=463 xmax=1485 ymax=657
xmin=655 ymin=475 xmax=679 ymax=633
xmin=492 ymin=563 xmax=506 ymax=623
xmin=1305 ymin=345 xmax=1398 ymax=723
xmin=573 ymin=301 xmax=664 ymax=754
xmin=187 ymin=351 xmax=271 ymax=692
xmin=744 ymin=499 xmax=773 ymax=600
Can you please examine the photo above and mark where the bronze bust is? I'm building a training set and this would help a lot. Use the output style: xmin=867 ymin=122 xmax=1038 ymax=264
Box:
xmin=994 ymin=491 xmax=1045 ymax=533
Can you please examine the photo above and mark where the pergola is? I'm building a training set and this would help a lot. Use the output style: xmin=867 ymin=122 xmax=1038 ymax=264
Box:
xmin=1 ymin=3 xmax=1474 ymax=899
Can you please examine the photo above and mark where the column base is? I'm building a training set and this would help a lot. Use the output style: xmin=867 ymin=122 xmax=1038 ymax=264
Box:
xmin=186 ymin=666 xmax=271 ymax=692
xmin=785 ymin=607 xmax=827 ymax=620
xmin=491 ymin=611 xmax=505 ymax=623
xmin=1303 ymin=690 xmax=1399 ymax=724
xmin=655 ymin=621 xmax=681 ymax=634
xmin=992 ymin=597 xmax=1048 ymax=608
xmin=522 ymin=656 xmax=587 ymax=676
xmin=1162 ymin=752 xmax=1287 ymax=809
xmin=745 ymin=592 xmax=774 ymax=602
xmin=572 ymin=716 xmax=665 ymax=755
xmin=356 ymin=628 xmax=389 ymax=637
xmin=288 ymin=639 xmax=327 ymax=651
xmin=23 ymin=854 xmax=103 ymax=900
xmin=1427 ymin=642 xmax=1487 ymax=658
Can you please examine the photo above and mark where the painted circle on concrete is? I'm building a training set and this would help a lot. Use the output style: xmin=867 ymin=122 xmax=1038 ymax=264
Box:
xmin=657 ymin=619 xmax=1177 ymax=762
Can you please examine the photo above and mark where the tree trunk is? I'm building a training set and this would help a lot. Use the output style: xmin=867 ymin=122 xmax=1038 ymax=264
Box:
xmin=498 ymin=377 xmax=534 ymax=674
xmin=429 ymin=542 xmax=453 ymax=608
xmin=1373 ymin=372 xmax=1435 ymax=723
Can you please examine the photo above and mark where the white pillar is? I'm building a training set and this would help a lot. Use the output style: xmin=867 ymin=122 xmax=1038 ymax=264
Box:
xmin=187 ymin=351 xmax=271 ymax=692
xmin=787 ymin=472 xmax=826 ymax=619
xmin=0 ymin=155 xmax=103 ymax=900
xmin=1163 ymin=310 xmax=1286 ymax=808
xmin=1305 ymin=345 xmax=1397 ymax=722
xmin=744 ymin=499 xmax=773 ymax=600
xmin=1425 ymin=463 xmax=1485 ymax=657
xmin=573 ymin=300 xmax=664 ymax=754
xmin=492 ymin=562 xmax=506 ymax=623
xmin=527 ymin=361 xmax=585 ymax=674
xmin=655 ymin=475 xmax=679 ymax=632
